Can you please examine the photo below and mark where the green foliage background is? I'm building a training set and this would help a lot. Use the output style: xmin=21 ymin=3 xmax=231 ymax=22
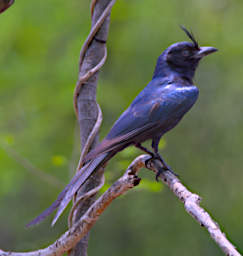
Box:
xmin=0 ymin=0 xmax=243 ymax=255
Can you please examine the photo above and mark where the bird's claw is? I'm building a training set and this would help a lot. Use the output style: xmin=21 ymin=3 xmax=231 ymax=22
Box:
xmin=144 ymin=156 xmax=153 ymax=168
xmin=155 ymin=167 xmax=164 ymax=181
xmin=144 ymin=154 xmax=179 ymax=181
xmin=154 ymin=153 xmax=179 ymax=178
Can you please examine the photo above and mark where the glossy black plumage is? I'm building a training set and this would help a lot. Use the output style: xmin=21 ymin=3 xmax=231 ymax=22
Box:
xmin=27 ymin=28 xmax=217 ymax=227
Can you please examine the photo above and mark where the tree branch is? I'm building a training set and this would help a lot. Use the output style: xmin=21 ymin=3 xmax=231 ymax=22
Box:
xmin=1 ymin=155 xmax=240 ymax=256
xmin=0 ymin=155 xmax=145 ymax=256
xmin=1 ymin=1 xmax=240 ymax=256
xmin=70 ymin=0 xmax=116 ymax=255
xmin=146 ymin=159 xmax=241 ymax=256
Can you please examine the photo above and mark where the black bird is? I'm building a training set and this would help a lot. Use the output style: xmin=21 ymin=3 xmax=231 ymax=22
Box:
xmin=27 ymin=27 xmax=217 ymax=227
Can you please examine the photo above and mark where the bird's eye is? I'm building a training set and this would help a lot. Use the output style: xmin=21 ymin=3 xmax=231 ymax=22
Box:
xmin=182 ymin=49 xmax=190 ymax=57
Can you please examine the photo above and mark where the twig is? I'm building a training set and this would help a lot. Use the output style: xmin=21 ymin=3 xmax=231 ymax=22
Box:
xmin=76 ymin=103 xmax=103 ymax=171
xmin=0 ymin=155 xmax=145 ymax=256
xmin=70 ymin=1 xmax=117 ymax=255
xmin=1 ymin=155 xmax=240 ymax=256
xmin=1 ymin=0 xmax=238 ymax=255
xmin=146 ymin=158 xmax=242 ymax=256
xmin=68 ymin=175 xmax=105 ymax=228
xmin=68 ymin=104 xmax=103 ymax=228
xmin=73 ymin=0 xmax=116 ymax=118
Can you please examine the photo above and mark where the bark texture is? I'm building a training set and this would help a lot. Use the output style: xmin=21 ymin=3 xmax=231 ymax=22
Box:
xmin=0 ymin=2 xmax=241 ymax=256
xmin=0 ymin=156 xmax=241 ymax=256
xmin=70 ymin=1 xmax=115 ymax=255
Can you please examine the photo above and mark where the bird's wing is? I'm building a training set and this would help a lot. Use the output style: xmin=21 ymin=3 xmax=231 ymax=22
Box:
xmin=26 ymin=96 xmax=162 ymax=226
xmin=84 ymin=95 xmax=164 ymax=161
xmin=85 ymin=82 xmax=199 ymax=162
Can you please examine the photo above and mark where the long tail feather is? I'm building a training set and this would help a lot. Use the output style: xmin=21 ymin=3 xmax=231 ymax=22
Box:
xmin=26 ymin=152 xmax=110 ymax=227
xmin=51 ymin=153 xmax=108 ymax=226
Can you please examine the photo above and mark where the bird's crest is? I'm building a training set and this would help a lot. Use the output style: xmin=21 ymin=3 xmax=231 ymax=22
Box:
xmin=180 ymin=25 xmax=199 ymax=50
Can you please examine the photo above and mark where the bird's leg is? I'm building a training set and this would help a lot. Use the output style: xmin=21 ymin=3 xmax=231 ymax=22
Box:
xmin=135 ymin=142 xmax=178 ymax=180
xmin=134 ymin=143 xmax=155 ymax=157
xmin=151 ymin=138 xmax=179 ymax=180
xmin=134 ymin=143 xmax=158 ymax=170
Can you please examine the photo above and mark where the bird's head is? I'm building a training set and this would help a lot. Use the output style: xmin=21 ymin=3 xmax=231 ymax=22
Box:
xmin=153 ymin=26 xmax=218 ymax=81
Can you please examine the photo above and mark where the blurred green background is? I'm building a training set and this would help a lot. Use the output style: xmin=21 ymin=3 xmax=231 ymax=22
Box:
xmin=0 ymin=0 xmax=243 ymax=255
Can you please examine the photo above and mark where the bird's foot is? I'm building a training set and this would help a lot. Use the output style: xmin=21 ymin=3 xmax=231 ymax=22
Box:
xmin=145 ymin=153 xmax=179 ymax=181
xmin=155 ymin=167 xmax=164 ymax=181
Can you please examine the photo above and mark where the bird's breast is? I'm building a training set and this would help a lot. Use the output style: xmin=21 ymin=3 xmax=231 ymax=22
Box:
xmin=150 ymin=84 xmax=199 ymax=122
xmin=175 ymin=85 xmax=199 ymax=104
xmin=165 ymin=84 xmax=199 ymax=117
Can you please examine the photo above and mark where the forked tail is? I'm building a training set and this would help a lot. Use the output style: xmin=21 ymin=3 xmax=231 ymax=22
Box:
xmin=26 ymin=152 xmax=111 ymax=227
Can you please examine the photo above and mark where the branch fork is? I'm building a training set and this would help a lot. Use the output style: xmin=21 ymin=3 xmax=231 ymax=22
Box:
xmin=0 ymin=0 xmax=241 ymax=255
xmin=0 ymin=155 xmax=241 ymax=256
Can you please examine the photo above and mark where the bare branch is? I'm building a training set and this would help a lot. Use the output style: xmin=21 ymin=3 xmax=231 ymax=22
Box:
xmin=1 ymin=155 xmax=240 ymax=256
xmin=1 ymin=1 xmax=239 ymax=256
xmin=73 ymin=0 xmax=116 ymax=118
xmin=146 ymin=159 xmax=242 ymax=256
xmin=0 ymin=155 xmax=145 ymax=256
xmin=76 ymin=103 xmax=103 ymax=171
xmin=70 ymin=0 xmax=117 ymax=255
xmin=68 ymin=174 xmax=105 ymax=228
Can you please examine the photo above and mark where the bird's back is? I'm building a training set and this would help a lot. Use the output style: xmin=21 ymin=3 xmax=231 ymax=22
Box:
xmin=107 ymin=78 xmax=199 ymax=138
xmin=85 ymin=79 xmax=199 ymax=162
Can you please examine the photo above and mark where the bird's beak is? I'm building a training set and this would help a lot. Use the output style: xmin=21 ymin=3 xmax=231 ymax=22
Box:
xmin=194 ymin=46 xmax=218 ymax=58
